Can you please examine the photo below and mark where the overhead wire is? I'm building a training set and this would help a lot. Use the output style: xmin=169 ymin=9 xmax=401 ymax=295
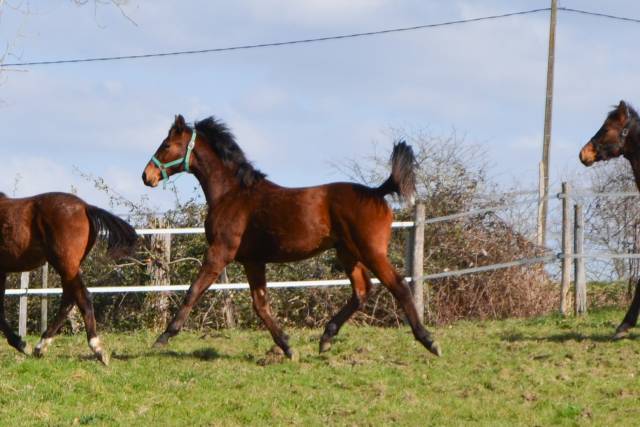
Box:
xmin=0 ymin=8 xmax=551 ymax=67
xmin=1 ymin=7 xmax=639 ymax=68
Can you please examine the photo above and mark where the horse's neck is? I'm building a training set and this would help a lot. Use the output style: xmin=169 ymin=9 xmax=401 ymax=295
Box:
xmin=627 ymin=128 xmax=640 ymax=190
xmin=192 ymin=149 xmax=240 ymax=206
xmin=629 ymin=156 xmax=640 ymax=191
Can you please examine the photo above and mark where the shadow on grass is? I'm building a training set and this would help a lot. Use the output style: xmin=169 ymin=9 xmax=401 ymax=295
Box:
xmin=500 ymin=331 xmax=635 ymax=343
xmin=109 ymin=347 xmax=227 ymax=362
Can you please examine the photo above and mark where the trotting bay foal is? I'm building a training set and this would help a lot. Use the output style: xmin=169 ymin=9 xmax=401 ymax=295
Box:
xmin=142 ymin=115 xmax=441 ymax=358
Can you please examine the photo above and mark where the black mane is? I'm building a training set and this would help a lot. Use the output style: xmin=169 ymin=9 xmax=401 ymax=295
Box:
xmin=193 ymin=117 xmax=266 ymax=187
xmin=0 ymin=192 xmax=6 ymax=198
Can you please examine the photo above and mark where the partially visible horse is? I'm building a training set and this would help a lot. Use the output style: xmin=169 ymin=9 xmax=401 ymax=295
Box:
xmin=142 ymin=115 xmax=441 ymax=358
xmin=0 ymin=192 xmax=137 ymax=364
xmin=580 ymin=100 xmax=640 ymax=338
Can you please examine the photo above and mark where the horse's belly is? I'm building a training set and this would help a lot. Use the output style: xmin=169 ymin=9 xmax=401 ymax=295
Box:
xmin=0 ymin=247 xmax=46 ymax=272
xmin=237 ymin=232 xmax=335 ymax=263
xmin=0 ymin=222 xmax=46 ymax=272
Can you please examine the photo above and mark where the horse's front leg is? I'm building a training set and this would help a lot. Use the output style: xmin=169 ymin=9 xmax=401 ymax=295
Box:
xmin=244 ymin=262 xmax=295 ymax=359
xmin=614 ymin=278 xmax=640 ymax=339
xmin=154 ymin=244 xmax=233 ymax=347
xmin=0 ymin=272 xmax=30 ymax=354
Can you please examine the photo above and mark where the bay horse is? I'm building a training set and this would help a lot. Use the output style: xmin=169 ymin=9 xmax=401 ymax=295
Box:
xmin=142 ymin=114 xmax=441 ymax=358
xmin=580 ymin=100 xmax=640 ymax=339
xmin=0 ymin=192 xmax=137 ymax=364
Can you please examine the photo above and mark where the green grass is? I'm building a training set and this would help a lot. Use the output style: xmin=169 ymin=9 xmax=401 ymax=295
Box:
xmin=1 ymin=308 xmax=640 ymax=426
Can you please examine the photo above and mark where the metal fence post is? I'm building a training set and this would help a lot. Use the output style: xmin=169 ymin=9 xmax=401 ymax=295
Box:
xmin=41 ymin=263 xmax=48 ymax=333
xmin=410 ymin=203 xmax=426 ymax=323
xmin=19 ymin=272 xmax=29 ymax=337
xmin=574 ymin=204 xmax=587 ymax=315
xmin=560 ymin=182 xmax=572 ymax=315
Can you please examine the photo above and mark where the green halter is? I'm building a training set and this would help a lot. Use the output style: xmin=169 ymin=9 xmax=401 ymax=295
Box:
xmin=151 ymin=129 xmax=197 ymax=182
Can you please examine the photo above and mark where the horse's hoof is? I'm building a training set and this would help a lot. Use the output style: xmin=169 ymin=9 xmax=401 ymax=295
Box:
xmin=319 ymin=339 xmax=332 ymax=353
xmin=285 ymin=348 xmax=299 ymax=362
xmin=96 ymin=351 xmax=110 ymax=366
xmin=428 ymin=341 xmax=442 ymax=357
xmin=33 ymin=347 xmax=44 ymax=358
xmin=19 ymin=342 xmax=32 ymax=356
xmin=613 ymin=323 xmax=631 ymax=340
xmin=153 ymin=336 xmax=169 ymax=348
xmin=267 ymin=345 xmax=284 ymax=356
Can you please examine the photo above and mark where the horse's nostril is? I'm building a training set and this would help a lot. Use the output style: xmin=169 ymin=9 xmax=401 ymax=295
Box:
xmin=142 ymin=171 xmax=147 ymax=182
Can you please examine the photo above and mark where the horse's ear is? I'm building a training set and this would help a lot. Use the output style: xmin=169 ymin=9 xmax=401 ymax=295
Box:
xmin=618 ymin=100 xmax=629 ymax=121
xmin=174 ymin=114 xmax=186 ymax=132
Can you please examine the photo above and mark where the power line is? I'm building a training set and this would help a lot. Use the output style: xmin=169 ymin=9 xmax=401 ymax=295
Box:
xmin=559 ymin=6 xmax=640 ymax=24
xmin=0 ymin=8 xmax=551 ymax=67
xmin=2 ymin=6 xmax=639 ymax=68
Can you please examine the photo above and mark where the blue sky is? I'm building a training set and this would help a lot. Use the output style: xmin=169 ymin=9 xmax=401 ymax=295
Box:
xmin=1 ymin=0 xmax=640 ymax=212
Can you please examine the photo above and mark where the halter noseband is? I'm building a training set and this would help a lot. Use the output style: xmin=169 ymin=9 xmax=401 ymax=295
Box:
xmin=151 ymin=129 xmax=197 ymax=182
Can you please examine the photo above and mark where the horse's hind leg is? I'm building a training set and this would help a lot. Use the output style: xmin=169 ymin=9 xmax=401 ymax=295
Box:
xmin=35 ymin=261 xmax=107 ymax=364
xmin=243 ymin=262 xmax=294 ymax=359
xmin=320 ymin=250 xmax=372 ymax=353
xmin=34 ymin=289 xmax=74 ymax=357
xmin=0 ymin=273 xmax=30 ymax=354
xmin=68 ymin=275 xmax=108 ymax=365
xmin=364 ymin=255 xmax=441 ymax=357
xmin=614 ymin=278 xmax=640 ymax=339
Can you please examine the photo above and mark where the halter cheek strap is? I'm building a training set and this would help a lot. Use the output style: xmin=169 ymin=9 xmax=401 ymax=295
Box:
xmin=151 ymin=129 xmax=197 ymax=182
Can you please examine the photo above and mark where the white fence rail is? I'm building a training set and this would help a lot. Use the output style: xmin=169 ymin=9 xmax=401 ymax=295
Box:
xmin=9 ymin=185 xmax=638 ymax=333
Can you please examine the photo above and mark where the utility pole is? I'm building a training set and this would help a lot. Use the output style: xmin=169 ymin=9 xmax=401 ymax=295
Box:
xmin=538 ymin=0 xmax=557 ymax=247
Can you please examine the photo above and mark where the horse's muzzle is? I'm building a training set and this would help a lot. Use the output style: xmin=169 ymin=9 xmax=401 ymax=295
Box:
xmin=142 ymin=164 xmax=160 ymax=187
xmin=579 ymin=142 xmax=597 ymax=167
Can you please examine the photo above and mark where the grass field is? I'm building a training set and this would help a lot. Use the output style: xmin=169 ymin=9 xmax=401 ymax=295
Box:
xmin=1 ymin=308 xmax=640 ymax=426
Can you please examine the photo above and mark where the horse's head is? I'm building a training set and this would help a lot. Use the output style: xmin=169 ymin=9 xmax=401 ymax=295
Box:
xmin=580 ymin=100 xmax=636 ymax=167
xmin=142 ymin=114 xmax=197 ymax=187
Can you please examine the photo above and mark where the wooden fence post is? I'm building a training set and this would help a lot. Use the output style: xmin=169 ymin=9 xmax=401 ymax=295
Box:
xmin=574 ymin=204 xmax=587 ymax=315
xmin=219 ymin=268 xmax=236 ymax=328
xmin=537 ymin=162 xmax=546 ymax=246
xmin=560 ymin=182 xmax=572 ymax=315
xmin=410 ymin=203 xmax=426 ymax=323
xmin=145 ymin=218 xmax=171 ymax=328
xmin=41 ymin=263 xmax=48 ymax=333
xmin=19 ymin=272 xmax=29 ymax=337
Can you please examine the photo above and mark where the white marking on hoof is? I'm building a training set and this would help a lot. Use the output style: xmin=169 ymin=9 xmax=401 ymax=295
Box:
xmin=89 ymin=337 xmax=103 ymax=353
xmin=19 ymin=341 xmax=32 ymax=356
xmin=34 ymin=338 xmax=53 ymax=355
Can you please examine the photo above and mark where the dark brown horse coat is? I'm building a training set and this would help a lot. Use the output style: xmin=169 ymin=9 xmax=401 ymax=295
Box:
xmin=143 ymin=115 xmax=441 ymax=357
xmin=580 ymin=100 xmax=640 ymax=338
xmin=0 ymin=192 xmax=137 ymax=363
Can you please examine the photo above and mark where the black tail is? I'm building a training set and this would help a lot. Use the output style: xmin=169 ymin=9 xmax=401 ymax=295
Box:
xmin=376 ymin=141 xmax=417 ymax=204
xmin=86 ymin=205 xmax=138 ymax=258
